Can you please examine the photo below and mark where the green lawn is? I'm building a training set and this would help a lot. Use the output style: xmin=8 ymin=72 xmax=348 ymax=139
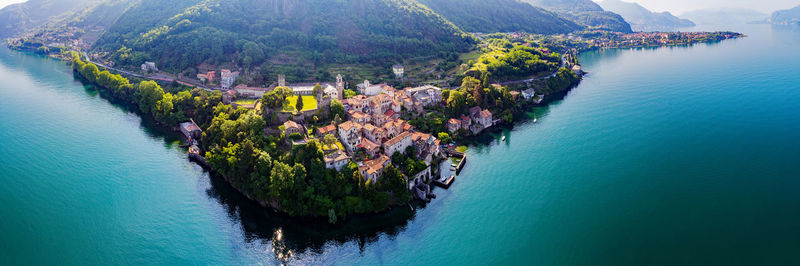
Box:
xmin=283 ymin=95 xmax=318 ymax=112
xmin=233 ymin=99 xmax=257 ymax=105
xmin=323 ymin=142 xmax=344 ymax=151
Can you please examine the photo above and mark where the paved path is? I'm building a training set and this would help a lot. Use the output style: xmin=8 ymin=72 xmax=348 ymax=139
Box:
xmin=83 ymin=52 xmax=212 ymax=91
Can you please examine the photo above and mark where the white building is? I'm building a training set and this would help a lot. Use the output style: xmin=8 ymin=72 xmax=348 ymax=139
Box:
xmin=406 ymin=85 xmax=442 ymax=106
xmin=141 ymin=61 xmax=158 ymax=72
xmin=521 ymin=88 xmax=536 ymax=99
xmin=220 ymin=69 xmax=239 ymax=89
xmin=393 ymin=64 xmax=404 ymax=78
xmin=383 ymin=131 xmax=413 ymax=156
xmin=572 ymin=64 xmax=584 ymax=76
xmin=324 ymin=150 xmax=350 ymax=171
xmin=337 ymin=121 xmax=362 ymax=152
xmin=357 ymin=80 xmax=394 ymax=96
xmin=233 ymin=84 xmax=268 ymax=99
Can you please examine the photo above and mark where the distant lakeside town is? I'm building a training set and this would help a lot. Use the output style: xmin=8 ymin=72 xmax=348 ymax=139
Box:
xmin=7 ymin=28 xmax=744 ymax=221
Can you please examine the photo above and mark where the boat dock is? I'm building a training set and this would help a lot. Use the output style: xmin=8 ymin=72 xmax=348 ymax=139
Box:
xmin=444 ymin=149 xmax=467 ymax=175
xmin=434 ymin=175 xmax=455 ymax=189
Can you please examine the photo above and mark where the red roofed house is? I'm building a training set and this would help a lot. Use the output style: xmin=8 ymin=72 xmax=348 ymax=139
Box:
xmin=447 ymin=118 xmax=461 ymax=133
xmin=180 ymin=119 xmax=202 ymax=141
xmin=283 ymin=120 xmax=304 ymax=135
xmin=316 ymin=124 xmax=337 ymax=137
xmin=359 ymin=137 xmax=381 ymax=158
xmin=223 ymin=89 xmax=238 ymax=104
xmin=348 ymin=110 xmax=371 ymax=125
xmin=476 ymin=109 xmax=493 ymax=129
xmin=359 ymin=155 xmax=391 ymax=183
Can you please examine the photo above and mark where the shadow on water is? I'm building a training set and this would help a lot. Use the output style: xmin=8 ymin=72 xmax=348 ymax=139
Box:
xmin=462 ymin=82 xmax=574 ymax=148
xmin=203 ymin=170 xmax=416 ymax=256
xmin=76 ymin=75 xmax=185 ymax=148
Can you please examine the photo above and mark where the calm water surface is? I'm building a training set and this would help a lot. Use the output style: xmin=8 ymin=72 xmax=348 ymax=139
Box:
xmin=1 ymin=24 xmax=799 ymax=265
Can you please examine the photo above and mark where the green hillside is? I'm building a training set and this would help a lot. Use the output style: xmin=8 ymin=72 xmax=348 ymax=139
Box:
xmin=93 ymin=0 xmax=475 ymax=75
xmin=522 ymin=0 xmax=633 ymax=32
xmin=417 ymin=0 xmax=582 ymax=34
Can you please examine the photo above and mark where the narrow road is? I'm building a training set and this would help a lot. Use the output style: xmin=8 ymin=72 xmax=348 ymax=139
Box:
xmin=82 ymin=52 xmax=212 ymax=91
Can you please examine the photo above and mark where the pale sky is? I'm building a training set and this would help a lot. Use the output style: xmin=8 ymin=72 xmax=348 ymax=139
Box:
xmin=0 ymin=0 xmax=25 ymax=9
xmin=593 ymin=0 xmax=800 ymax=15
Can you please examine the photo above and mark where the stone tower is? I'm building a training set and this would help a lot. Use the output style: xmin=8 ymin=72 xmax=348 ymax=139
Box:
xmin=278 ymin=74 xmax=286 ymax=87
xmin=336 ymin=74 xmax=344 ymax=100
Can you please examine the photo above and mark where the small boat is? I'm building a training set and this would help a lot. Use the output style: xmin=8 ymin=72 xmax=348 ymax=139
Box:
xmin=533 ymin=118 xmax=538 ymax=123
xmin=501 ymin=136 xmax=506 ymax=141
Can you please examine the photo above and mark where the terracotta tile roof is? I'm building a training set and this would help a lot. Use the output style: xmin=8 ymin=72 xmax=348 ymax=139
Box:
xmin=349 ymin=111 xmax=369 ymax=120
xmin=362 ymin=123 xmax=377 ymax=133
xmin=180 ymin=121 xmax=201 ymax=132
xmin=412 ymin=132 xmax=432 ymax=142
xmin=338 ymin=121 xmax=359 ymax=132
xmin=283 ymin=120 xmax=302 ymax=130
xmin=317 ymin=124 xmax=336 ymax=135
xmin=360 ymin=155 xmax=389 ymax=175
xmin=324 ymin=150 xmax=350 ymax=163
xmin=384 ymin=131 xmax=412 ymax=147
xmin=360 ymin=137 xmax=380 ymax=151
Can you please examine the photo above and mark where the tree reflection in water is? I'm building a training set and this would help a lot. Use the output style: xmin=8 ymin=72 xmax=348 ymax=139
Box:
xmin=203 ymin=170 xmax=416 ymax=260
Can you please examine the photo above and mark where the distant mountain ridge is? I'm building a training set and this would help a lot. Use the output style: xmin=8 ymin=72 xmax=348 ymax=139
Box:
xmin=679 ymin=8 xmax=767 ymax=26
xmin=0 ymin=0 xmax=99 ymax=38
xmin=599 ymin=0 xmax=694 ymax=31
xmin=522 ymin=0 xmax=633 ymax=33
xmin=417 ymin=0 xmax=582 ymax=34
xmin=769 ymin=5 xmax=800 ymax=25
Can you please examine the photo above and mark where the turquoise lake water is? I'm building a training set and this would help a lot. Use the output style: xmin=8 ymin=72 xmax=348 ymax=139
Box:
xmin=1 ymin=24 xmax=799 ymax=265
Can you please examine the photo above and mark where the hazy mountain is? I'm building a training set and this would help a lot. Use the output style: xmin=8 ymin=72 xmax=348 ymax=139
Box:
xmin=417 ymin=0 xmax=582 ymax=34
xmin=769 ymin=5 xmax=800 ymax=25
xmin=522 ymin=0 xmax=633 ymax=32
xmin=680 ymin=9 xmax=768 ymax=26
xmin=0 ymin=0 xmax=99 ymax=38
xmin=599 ymin=0 xmax=694 ymax=31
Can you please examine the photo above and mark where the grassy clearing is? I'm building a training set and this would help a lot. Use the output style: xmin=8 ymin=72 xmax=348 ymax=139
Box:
xmin=283 ymin=95 xmax=318 ymax=112
xmin=233 ymin=99 xmax=257 ymax=105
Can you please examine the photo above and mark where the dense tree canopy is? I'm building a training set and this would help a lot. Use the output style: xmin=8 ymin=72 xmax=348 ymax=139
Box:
xmin=72 ymin=52 xmax=416 ymax=220
xmin=95 ymin=0 xmax=475 ymax=73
